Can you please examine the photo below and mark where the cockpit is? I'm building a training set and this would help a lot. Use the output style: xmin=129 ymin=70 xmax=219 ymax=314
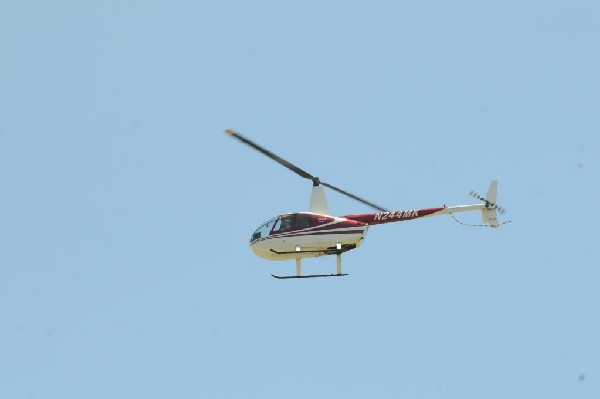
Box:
xmin=250 ymin=213 xmax=333 ymax=243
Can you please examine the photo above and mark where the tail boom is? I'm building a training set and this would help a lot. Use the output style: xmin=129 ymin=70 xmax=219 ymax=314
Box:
xmin=343 ymin=204 xmax=485 ymax=226
xmin=342 ymin=181 xmax=502 ymax=228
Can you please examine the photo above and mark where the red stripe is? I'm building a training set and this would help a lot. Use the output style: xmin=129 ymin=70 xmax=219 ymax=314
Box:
xmin=252 ymin=228 xmax=365 ymax=244
xmin=274 ymin=229 xmax=365 ymax=239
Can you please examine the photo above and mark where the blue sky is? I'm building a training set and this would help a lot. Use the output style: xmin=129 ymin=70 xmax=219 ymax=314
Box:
xmin=1 ymin=1 xmax=598 ymax=398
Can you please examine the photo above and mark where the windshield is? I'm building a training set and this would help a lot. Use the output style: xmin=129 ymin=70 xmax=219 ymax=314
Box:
xmin=250 ymin=217 xmax=277 ymax=242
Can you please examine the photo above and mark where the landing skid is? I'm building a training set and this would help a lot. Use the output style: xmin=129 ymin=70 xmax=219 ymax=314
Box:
xmin=269 ymin=243 xmax=356 ymax=256
xmin=270 ymin=243 xmax=351 ymax=280
xmin=271 ymin=273 xmax=349 ymax=279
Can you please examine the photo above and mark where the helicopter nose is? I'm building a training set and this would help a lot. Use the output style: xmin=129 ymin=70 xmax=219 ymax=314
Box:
xmin=249 ymin=240 xmax=272 ymax=260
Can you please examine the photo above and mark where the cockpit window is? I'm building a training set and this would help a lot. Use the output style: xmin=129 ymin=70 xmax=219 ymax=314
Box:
xmin=296 ymin=214 xmax=313 ymax=229
xmin=272 ymin=215 xmax=295 ymax=232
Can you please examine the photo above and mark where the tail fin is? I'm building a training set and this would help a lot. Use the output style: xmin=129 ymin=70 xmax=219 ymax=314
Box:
xmin=481 ymin=181 xmax=499 ymax=227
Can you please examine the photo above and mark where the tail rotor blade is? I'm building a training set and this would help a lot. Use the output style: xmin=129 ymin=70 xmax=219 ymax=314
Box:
xmin=469 ymin=187 xmax=507 ymax=214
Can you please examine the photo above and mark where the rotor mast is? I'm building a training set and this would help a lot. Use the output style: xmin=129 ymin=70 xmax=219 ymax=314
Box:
xmin=309 ymin=181 xmax=329 ymax=215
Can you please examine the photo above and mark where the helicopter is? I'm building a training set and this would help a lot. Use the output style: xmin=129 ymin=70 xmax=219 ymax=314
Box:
xmin=225 ymin=129 xmax=506 ymax=279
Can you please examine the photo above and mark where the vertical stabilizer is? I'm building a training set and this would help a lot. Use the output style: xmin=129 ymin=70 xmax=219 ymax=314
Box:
xmin=481 ymin=180 xmax=499 ymax=227
xmin=309 ymin=186 xmax=330 ymax=215
xmin=481 ymin=209 xmax=499 ymax=227
xmin=486 ymin=180 xmax=498 ymax=205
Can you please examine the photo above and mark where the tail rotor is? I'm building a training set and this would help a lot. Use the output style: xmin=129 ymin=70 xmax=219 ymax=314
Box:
xmin=469 ymin=190 xmax=506 ymax=214
xmin=462 ymin=181 xmax=509 ymax=228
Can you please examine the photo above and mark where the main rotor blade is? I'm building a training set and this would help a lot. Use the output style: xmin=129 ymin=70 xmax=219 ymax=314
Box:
xmin=225 ymin=129 xmax=314 ymax=181
xmin=225 ymin=129 xmax=388 ymax=212
xmin=321 ymin=182 xmax=388 ymax=212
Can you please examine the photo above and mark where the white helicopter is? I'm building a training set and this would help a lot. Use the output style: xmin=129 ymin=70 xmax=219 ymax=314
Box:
xmin=226 ymin=129 xmax=506 ymax=279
